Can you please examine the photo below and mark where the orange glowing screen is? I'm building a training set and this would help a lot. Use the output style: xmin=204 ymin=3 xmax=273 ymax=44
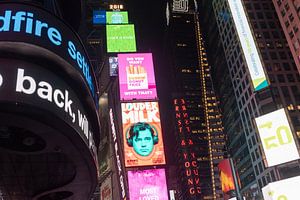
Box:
xmin=218 ymin=159 xmax=235 ymax=193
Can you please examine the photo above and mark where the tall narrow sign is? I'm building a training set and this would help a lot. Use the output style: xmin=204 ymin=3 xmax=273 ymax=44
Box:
xmin=228 ymin=0 xmax=268 ymax=91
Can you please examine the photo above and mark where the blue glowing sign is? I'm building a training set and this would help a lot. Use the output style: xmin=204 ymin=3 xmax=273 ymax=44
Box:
xmin=93 ymin=10 xmax=106 ymax=24
xmin=0 ymin=3 xmax=98 ymax=103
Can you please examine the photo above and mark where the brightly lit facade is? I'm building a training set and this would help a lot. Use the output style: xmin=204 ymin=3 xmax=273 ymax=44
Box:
xmin=165 ymin=1 xmax=226 ymax=199
xmin=206 ymin=0 xmax=300 ymax=199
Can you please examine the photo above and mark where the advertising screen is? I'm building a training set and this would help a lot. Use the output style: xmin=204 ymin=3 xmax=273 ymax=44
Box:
xmin=109 ymin=57 xmax=118 ymax=76
xmin=228 ymin=0 xmax=268 ymax=91
xmin=106 ymin=11 xmax=128 ymax=24
xmin=100 ymin=176 xmax=112 ymax=200
xmin=106 ymin=24 xmax=136 ymax=53
xmin=93 ymin=10 xmax=106 ymax=24
xmin=118 ymin=53 xmax=157 ymax=100
xmin=218 ymin=159 xmax=235 ymax=194
xmin=262 ymin=175 xmax=300 ymax=200
xmin=121 ymin=102 xmax=166 ymax=167
xmin=255 ymin=108 xmax=300 ymax=167
xmin=0 ymin=3 xmax=98 ymax=103
xmin=128 ymin=169 xmax=169 ymax=200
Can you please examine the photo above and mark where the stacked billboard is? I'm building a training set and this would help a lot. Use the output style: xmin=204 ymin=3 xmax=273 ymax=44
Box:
xmin=106 ymin=24 xmax=136 ymax=53
xmin=118 ymin=53 xmax=157 ymax=100
xmin=128 ymin=169 xmax=169 ymax=200
xmin=121 ymin=102 xmax=166 ymax=167
xmin=118 ymin=53 xmax=168 ymax=199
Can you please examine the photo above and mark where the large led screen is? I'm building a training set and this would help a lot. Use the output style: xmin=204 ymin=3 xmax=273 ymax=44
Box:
xmin=255 ymin=108 xmax=300 ymax=167
xmin=106 ymin=24 xmax=136 ymax=53
xmin=106 ymin=11 xmax=128 ymax=24
xmin=228 ymin=0 xmax=268 ymax=91
xmin=128 ymin=169 xmax=169 ymax=200
xmin=118 ymin=53 xmax=157 ymax=100
xmin=262 ymin=175 xmax=300 ymax=200
xmin=121 ymin=102 xmax=166 ymax=167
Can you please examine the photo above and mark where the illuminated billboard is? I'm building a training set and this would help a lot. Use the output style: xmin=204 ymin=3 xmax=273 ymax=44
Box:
xmin=262 ymin=175 xmax=300 ymax=200
xmin=93 ymin=10 xmax=106 ymax=24
xmin=100 ymin=176 xmax=112 ymax=200
xmin=121 ymin=102 xmax=166 ymax=167
xmin=106 ymin=24 xmax=136 ymax=53
xmin=118 ymin=53 xmax=157 ymax=100
xmin=255 ymin=108 xmax=300 ymax=167
xmin=218 ymin=159 xmax=235 ymax=195
xmin=106 ymin=11 xmax=128 ymax=24
xmin=128 ymin=169 xmax=169 ymax=200
xmin=109 ymin=57 xmax=118 ymax=76
xmin=228 ymin=0 xmax=268 ymax=91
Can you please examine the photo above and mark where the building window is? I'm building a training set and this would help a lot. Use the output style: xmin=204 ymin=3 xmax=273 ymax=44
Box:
xmin=285 ymin=20 xmax=290 ymax=28
xmin=289 ymin=31 xmax=294 ymax=38
xmin=287 ymin=74 xmax=295 ymax=82
xmin=288 ymin=13 xmax=294 ymax=22
xmin=285 ymin=3 xmax=290 ymax=11
xmin=281 ymin=9 xmax=286 ymax=17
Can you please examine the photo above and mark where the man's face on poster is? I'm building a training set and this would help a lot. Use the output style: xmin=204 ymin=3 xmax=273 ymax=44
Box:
xmin=132 ymin=129 xmax=154 ymax=156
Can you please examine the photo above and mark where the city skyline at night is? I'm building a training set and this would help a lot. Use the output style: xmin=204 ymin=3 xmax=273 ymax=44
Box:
xmin=0 ymin=0 xmax=300 ymax=200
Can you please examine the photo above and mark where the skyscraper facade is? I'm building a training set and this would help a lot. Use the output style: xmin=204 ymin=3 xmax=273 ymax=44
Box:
xmin=200 ymin=0 xmax=300 ymax=199
xmin=165 ymin=1 xmax=226 ymax=199
xmin=272 ymin=0 xmax=300 ymax=74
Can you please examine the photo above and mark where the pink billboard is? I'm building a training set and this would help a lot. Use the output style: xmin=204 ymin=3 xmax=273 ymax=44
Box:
xmin=128 ymin=169 xmax=169 ymax=200
xmin=118 ymin=53 xmax=157 ymax=100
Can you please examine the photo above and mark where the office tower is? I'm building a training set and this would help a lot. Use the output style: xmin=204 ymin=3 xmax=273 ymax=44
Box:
xmin=165 ymin=1 xmax=226 ymax=199
xmin=272 ymin=0 xmax=300 ymax=74
xmin=0 ymin=1 xmax=100 ymax=199
xmin=200 ymin=0 xmax=300 ymax=199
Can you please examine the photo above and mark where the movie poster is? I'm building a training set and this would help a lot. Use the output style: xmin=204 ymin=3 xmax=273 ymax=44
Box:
xmin=121 ymin=102 xmax=166 ymax=167
xmin=118 ymin=53 xmax=157 ymax=101
xmin=128 ymin=169 xmax=169 ymax=200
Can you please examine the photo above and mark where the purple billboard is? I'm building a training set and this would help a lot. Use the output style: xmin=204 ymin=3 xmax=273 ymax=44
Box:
xmin=118 ymin=53 xmax=157 ymax=101
xmin=128 ymin=169 xmax=169 ymax=200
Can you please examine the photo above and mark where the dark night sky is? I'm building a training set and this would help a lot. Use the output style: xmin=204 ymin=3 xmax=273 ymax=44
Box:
xmin=125 ymin=0 xmax=176 ymax=165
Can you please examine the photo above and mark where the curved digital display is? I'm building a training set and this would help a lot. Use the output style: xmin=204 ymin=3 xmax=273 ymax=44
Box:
xmin=0 ymin=59 xmax=97 ymax=156
xmin=0 ymin=3 xmax=98 ymax=102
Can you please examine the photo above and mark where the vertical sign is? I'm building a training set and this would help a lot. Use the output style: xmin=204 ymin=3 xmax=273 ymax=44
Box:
xmin=255 ymin=108 xmax=299 ymax=167
xmin=128 ymin=169 xmax=169 ymax=200
xmin=109 ymin=109 xmax=126 ymax=199
xmin=174 ymin=98 xmax=201 ymax=196
xmin=100 ymin=176 xmax=112 ymax=200
xmin=121 ymin=102 xmax=166 ymax=167
xmin=228 ymin=0 xmax=268 ymax=91
xmin=118 ymin=53 xmax=157 ymax=101
xmin=109 ymin=57 xmax=118 ymax=76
